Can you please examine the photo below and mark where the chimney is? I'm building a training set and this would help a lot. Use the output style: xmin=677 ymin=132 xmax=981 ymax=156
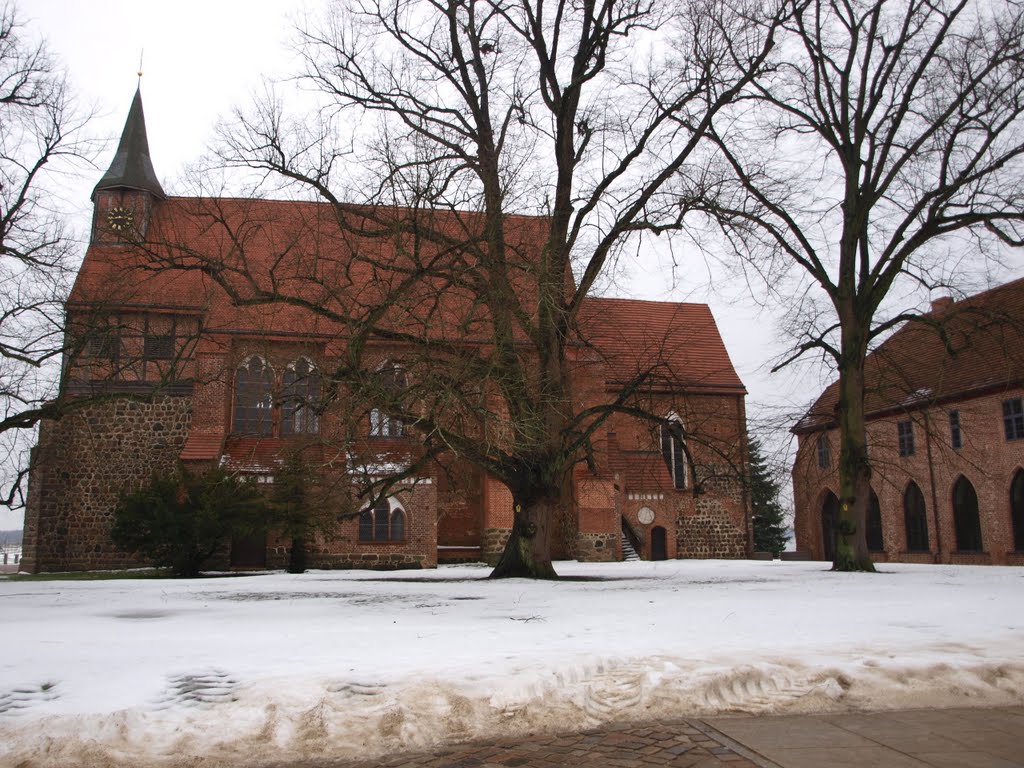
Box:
xmin=930 ymin=296 xmax=954 ymax=313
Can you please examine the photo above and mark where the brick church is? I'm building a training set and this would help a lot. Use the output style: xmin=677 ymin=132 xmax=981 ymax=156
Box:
xmin=21 ymin=90 xmax=752 ymax=573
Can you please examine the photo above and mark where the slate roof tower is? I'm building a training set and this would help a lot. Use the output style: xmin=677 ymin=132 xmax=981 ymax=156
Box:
xmin=91 ymin=87 xmax=165 ymax=243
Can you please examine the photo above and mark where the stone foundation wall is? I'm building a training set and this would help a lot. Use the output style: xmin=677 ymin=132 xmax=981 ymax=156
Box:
xmin=22 ymin=396 xmax=192 ymax=573
xmin=304 ymin=552 xmax=429 ymax=570
xmin=674 ymin=470 xmax=750 ymax=559
xmin=482 ymin=527 xmax=510 ymax=565
xmin=677 ymin=504 xmax=748 ymax=559
xmin=575 ymin=532 xmax=617 ymax=562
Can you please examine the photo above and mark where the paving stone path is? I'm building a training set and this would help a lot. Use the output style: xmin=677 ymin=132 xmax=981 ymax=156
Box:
xmin=287 ymin=720 xmax=766 ymax=767
xmin=281 ymin=707 xmax=1024 ymax=768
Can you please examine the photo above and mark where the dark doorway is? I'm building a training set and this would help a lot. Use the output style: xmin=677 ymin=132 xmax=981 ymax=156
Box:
xmin=651 ymin=526 xmax=668 ymax=561
xmin=821 ymin=492 xmax=839 ymax=561
xmin=230 ymin=532 xmax=267 ymax=568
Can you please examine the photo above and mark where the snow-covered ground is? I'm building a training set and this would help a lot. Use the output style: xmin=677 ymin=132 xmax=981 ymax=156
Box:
xmin=2 ymin=560 xmax=1022 ymax=767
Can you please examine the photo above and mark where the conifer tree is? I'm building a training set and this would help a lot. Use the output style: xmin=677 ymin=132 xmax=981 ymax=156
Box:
xmin=749 ymin=439 xmax=788 ymax=554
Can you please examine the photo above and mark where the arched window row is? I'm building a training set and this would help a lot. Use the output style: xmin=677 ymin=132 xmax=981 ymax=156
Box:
xmin=834 ymin=472 xmax=1024 ymax=556
xmin=359 ymin=498 xmax=406 ymax=542
xmin=233 ymin=356 xmax=321 ymax=436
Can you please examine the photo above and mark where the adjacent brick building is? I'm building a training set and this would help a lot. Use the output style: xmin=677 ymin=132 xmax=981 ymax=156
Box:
xmin=21 ymin=89 xmax=753 ymax=573
xmin=792 ymin=279 xmax=1024 ymax=565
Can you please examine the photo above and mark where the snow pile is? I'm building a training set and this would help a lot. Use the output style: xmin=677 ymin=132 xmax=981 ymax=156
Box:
xmin=1 ymin=560 xmax=1022 ymax=767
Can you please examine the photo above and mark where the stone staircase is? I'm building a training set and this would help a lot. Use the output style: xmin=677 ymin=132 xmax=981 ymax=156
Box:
xmin=621 ymin=532 xmax=640 ymax=561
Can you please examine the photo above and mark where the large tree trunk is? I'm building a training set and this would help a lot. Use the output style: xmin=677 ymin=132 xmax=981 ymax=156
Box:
xmin=834 ymin=323 xmax=876 ymax=572
xmin=490 ymin=495 xmax=559 ymax=579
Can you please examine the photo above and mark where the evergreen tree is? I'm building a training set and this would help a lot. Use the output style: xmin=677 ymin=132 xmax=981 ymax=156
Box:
xmin=111 ymin=467 xmax=268 ymax=577
xmin=749 ymin=439 xmax=789 ymax=554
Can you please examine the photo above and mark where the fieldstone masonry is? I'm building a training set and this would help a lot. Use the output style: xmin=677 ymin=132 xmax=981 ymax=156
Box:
xmin=677 ymin=474 xmax=749 ymax=559
xmin=22 ymin=396 xmax=192 ymax=572
xmin=482 ymin=527 xmax=511 ymax=565
xmin=575 ymin=532 xmax=617 ymax=562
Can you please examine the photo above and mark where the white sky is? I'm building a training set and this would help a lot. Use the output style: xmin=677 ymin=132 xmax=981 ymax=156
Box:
xmin=2 ymin=560 xmax=1023 ymax=765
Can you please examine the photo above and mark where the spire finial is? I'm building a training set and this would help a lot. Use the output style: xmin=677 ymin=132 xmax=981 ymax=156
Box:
xmin=137 ymin=50 xmax=144 ymax=84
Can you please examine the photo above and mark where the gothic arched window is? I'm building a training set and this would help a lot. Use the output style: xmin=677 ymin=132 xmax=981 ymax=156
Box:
xmin=282 ymin=358 xmax=320 ymax=435
xmin=867 ymin=489 xmax=884 ymax=552
xmin=953 ymin=476 xmax=983 ymax=552
xmin=903 ymin=482 xmax=929 ymax=553
xmin=359 ymin=498 xmax=407 ymax=542
xmin=370 ymin=364 xmax=407 ymax=438
xmin=234 ymin=357 xmax=273 ymax=435
xmin=660 ymin=417 xmax=688 ymax=490
xmin=1011 ymin=470 xmax=1024 ymax=552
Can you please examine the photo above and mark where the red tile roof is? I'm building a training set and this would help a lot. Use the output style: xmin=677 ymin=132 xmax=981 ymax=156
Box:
xmin=179 ymin=431 xmax=223 ymax=461
xmin=578 ymin=298 xmax=745 ymax=393
xmin=794 ymin=277 xmax=1024 ymax=434
xmin=221 ymin=436 xmax=288 ymax=473
xmin=71 ymin=197 xmax=554 ymax=344
xmin=72 ymin=196 xmax=743 ymax=395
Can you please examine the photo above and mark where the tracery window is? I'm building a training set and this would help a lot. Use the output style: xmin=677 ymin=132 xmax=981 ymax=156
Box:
xmin=234 ymin=357 xmax=274 ymax=435
xmin=359 ymin=498 xmax=406 ymax=542
xmin=660 ymin=417 xmax=688 ymax=490
xmin=282 ymin=358 xmax=321 ymax=435
xmin=370 ymin=365 xmax=408 ymax=438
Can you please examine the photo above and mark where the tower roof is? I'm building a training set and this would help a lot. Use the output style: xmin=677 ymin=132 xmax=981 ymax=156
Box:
xmin=92 ymin=87 xmax=165 ymax=201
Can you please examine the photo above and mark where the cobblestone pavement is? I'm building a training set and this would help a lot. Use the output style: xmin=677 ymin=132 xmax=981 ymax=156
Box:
xmin=285 ymin=720 xmax=767 ymax=767
xmin=280 ymin=707 xmax=1024 ymax=768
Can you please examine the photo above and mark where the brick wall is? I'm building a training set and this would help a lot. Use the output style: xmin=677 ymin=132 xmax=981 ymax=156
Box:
xmin=793 ymin=386 xmax=1024 ymax=564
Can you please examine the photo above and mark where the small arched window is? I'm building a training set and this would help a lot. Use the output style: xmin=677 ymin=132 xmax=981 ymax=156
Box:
xmin=1011 ymin=470 xmax=1024 ymax=552
xmin=282 ymin=358 xmax=320 ymax=435
xmin=903 ymin=482 xmax=929 ymax=553
xmin=953 ymin=476 xmax=983 ymax=552
xmin=359 ymin=498 xmax=407 ymax=542
xmin=660 ymin=417 xmax=688 ymax=490
xmin=234 ymin=356 xmax=273 ymax=435
xmin=370 ymin=364 xmax=407 ymax=438
xmin=867 ymin=489 xmax=884 ymax=552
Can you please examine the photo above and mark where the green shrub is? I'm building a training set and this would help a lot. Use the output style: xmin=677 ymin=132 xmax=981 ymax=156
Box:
xmin=111 ymin=467 xmax=269 ymax=577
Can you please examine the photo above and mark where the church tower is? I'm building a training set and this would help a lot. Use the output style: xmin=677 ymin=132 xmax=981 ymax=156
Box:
xmin=91 ymin=88 xmax=165 ymax=243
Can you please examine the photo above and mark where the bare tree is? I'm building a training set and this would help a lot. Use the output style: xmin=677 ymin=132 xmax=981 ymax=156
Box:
xmin=694 ymin=0 xmax=1024 ymax=570
xmin=152 ymin=0 xmax=783 ymax=578
xmin=0 ymin=3 xmax=95 ymax=508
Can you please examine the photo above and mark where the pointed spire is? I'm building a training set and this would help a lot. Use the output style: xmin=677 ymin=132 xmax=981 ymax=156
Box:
xmin=92 ymin=87 xmax=165 ymax=201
